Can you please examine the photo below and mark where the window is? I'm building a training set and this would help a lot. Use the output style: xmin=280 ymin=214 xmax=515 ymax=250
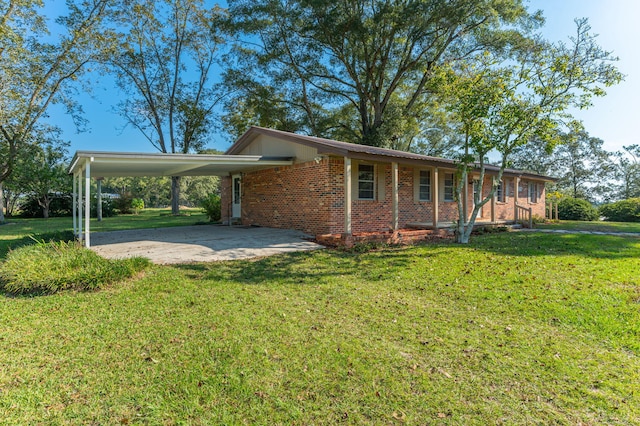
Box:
xmin=419 ymin=170 xmax=431 ymax=201
xmin=496 ymin=180 xmax=505 ymax=203
xmin=358 ymin=164 xmax=375 ymax=200
xmin=443 ymin=172 xmax=455 ymax=201
xmin=528 ymin=182 xmax=538 ymax=203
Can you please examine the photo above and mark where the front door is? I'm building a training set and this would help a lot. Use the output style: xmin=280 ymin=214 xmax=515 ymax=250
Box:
xmin=232 ymin=174 xmax=241 ymax=218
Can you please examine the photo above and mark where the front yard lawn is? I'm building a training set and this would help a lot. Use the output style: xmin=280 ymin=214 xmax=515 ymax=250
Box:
xmin=537 ymin=219 xmax=640 ymax=233
xmin=0 ymin=220 xmax=639 ymax=424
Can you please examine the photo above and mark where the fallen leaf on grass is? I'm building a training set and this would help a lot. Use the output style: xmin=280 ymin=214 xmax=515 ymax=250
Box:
xmin=438 ymin=368 xmax=452 ymax=379
xmin=392 ymin=411 xmax=406 ymax=421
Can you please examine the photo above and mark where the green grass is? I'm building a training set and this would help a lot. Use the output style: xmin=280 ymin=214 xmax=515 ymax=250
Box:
xmin=537 ymin=219 xmax=640 ymax=233
xmin=0 ymin=240 xmax=150 ymax=295
xmin=0 ymin=218 xmax=639 ymax=423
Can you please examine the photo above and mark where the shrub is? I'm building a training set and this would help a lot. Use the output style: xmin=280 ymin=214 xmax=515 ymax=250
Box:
xmin=472 ymin=225 xmax=509 ymax=235
xmin=0 ymin=240 xmax=151 ymax=295
xmin=599 ymin=198 xmax=640 ymax=222
xmin=531 ymin=215 xmax=547 ymax=224
xmin=200 ymin=194 xmax=221 ymax=222
xmin=131 ymin=198 xmax=145 ymax=214
xmin=557 ymin=198 xmax=599 ymax=221
xmin=18 ymin=193 xmax=72 ymax=218
xmin=114 ymin=192 xmax=133 ymax=214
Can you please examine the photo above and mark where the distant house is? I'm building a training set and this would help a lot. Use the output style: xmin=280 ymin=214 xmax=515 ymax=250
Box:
xmin=221 ymin=127 xmax=551 ymax=239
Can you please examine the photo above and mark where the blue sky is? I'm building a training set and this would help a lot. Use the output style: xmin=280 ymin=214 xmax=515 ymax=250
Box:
xmin=529 ymin=0 xmax=640 ymax=153
xmin=46 ymin=0 xmax=639 ymax=155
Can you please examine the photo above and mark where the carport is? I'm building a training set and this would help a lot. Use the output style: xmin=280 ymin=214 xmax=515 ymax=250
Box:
xmin=67 ymin=151 xmax=294 ymax=247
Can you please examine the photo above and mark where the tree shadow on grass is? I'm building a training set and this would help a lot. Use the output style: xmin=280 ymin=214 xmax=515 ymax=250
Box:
xmin=472 ymin=231 xmax=640 ymax=260
xmin=173 ymin=246 xmax=415 ymax=286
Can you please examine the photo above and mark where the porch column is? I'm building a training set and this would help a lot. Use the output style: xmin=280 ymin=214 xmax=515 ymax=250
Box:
xmin=84 ymin=159 xmax=91 ymax=248
xmin=514 ymin=176 xmax=520 ymax=222
xmin=344 ymin=157 xmax=352 ymax=235
xmin=433 ymin=167 xmax=439 ymax=228
xmin=72 ymin=172 xmax=77 ymax=237
xmin=391 ymin=162 xmax=398 ymax=231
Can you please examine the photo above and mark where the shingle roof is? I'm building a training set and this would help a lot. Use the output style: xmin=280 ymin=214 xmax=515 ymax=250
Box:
xmin=227 ymin=126 xmax=555 ymax=181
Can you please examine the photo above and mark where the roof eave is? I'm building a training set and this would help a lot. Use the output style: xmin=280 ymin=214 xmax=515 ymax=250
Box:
xmin=226 ymin=127 xmax=555 ymax=181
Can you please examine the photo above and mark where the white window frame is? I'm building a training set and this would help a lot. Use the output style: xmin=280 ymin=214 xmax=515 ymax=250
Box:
xmin=443 ymin=172 xmax=455 ymax=202
xmin=419 ymin=170 xmax=431 ymax=201
xmin=357 ymin=163 xmax=375 ymax=200
xmin=496 ymin=180 xmax=506 ymax=203
xmin=528 ymin=182 xmax=538 ymax=203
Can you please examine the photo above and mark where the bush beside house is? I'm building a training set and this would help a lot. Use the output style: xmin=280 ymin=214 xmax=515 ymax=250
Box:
xmin=557 ymin=198 xmax=599 ymax=221
xmin=600 ymin=198 xmax=640 ymax=222
xmin=200 ymin=194 xmax=221 ymax=222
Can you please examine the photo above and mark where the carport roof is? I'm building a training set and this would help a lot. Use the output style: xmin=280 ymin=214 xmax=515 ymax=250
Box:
xmin=68 ymin=151 xmax=294 ymax=177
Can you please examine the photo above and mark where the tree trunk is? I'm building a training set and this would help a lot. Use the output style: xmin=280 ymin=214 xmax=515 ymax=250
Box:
xmin=0 ymin=182 xmax=5 ymax=223
xmin=455 ymin=166 xmax=499 ymax=244
xmin=40 ymin=197 xmax=51 ymax=219
xmin=455 ymin=169 xmax=467 ymax=243
xmin=171 ymin=176 xmax=181 ymax=215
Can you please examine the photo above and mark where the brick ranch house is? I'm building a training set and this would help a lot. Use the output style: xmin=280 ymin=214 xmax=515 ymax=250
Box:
xmin=220 ymin=126 xmax=552 ymax=243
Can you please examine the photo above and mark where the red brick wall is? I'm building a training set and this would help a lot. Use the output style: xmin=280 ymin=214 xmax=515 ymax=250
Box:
xmin=327 ymin=161 xmax=463 ymax=233
xmin=488 ymin=177 xmax=547 ymax=221
xmin=236 ymin=159 xmax=334 ymax=235
xmin=398 ymin=166 xmax=436 ymax=225
xmin=517 ymin=179 xmax=547 ymax=218
xmin=327 ymin=157 xmax=347 ymax=234
xmin=221 ymin=157 xmax=547 ymax=235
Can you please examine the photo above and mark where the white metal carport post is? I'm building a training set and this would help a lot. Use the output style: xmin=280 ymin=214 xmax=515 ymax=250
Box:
xmin=78 ymin=168 xmax=83 ymax=241
xmin=84 ymin=158 xmax=91 ymax=247
xmin=72 ymin=171 xmax=77 ymax=237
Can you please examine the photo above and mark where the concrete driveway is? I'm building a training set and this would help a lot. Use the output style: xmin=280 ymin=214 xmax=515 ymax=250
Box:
xmin=90 ymin=225 xmax=323 ymax=264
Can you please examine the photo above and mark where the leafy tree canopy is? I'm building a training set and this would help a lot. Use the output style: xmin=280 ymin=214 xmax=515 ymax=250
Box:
xmin=0 ymin=0 xmax=111 ymax=186
xmin=223 ymin=0 xmax=543 ymax=148
xmin=433 ymin=19 xmax=622 ymax=242
xmin=102 ymin=0 xmax=227 ymax=214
